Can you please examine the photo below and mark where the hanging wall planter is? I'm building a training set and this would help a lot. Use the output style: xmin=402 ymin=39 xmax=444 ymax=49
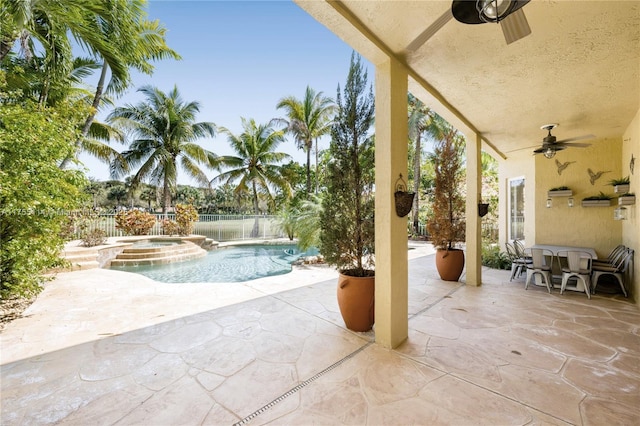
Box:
xmin=394 ymin=174 xmax=415 ymax=218
xmin=478 ymin=203 xmax=489 ymax=217
xmin=618 ymin=195 xmax=636 ymax=205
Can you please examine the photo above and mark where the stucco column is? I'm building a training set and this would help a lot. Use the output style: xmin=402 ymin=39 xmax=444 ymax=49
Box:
xmin=465 ymin=133 xmax=482 ymax=286
xmin=375 ymin=57 xmax=409 ymax=348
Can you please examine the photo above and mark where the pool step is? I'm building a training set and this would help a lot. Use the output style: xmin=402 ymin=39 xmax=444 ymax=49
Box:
xmin=109 ymin=241 xmax=206 ymax=267
xmin=115 ymin=243 xmax=201 ymax=259
xmin=56 ymin=247 xmax=100 ymax=271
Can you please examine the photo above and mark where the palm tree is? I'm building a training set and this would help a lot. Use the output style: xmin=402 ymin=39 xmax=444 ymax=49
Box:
xmin=408 ymin=93 xmax=447 ymax=234
xmin=0 ymin=0 xmax=121 ymax=93
xmin=276 ymin=86 xmax=334 ymax=195
xmin=214 ymin=118 xmax=292 ymax=237
xmin=60 ymin=0 xmax=180 ymax=169
xmin=108 ymin=85 xmax=217 ymax=215
xmin=140 ymin=187 xmax=158 ymax=212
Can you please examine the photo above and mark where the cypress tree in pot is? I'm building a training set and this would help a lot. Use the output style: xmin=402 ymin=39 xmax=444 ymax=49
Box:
xmin=427 ymin=127 xmax=466 ymax=281
xmin=319 ymin=53 xmax=375 ymax=331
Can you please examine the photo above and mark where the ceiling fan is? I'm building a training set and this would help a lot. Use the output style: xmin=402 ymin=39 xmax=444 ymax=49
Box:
xmin=407 ymin=0 xmax=532 ymax=52
xmin=452 ymin=0 xmax=532 ymax=44
xmin=533 ymin=124 xmax=594 ymax=159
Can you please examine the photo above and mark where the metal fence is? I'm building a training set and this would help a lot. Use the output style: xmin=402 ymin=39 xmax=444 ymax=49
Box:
xmin=78 ymin=214 xmax=499 ymax=244
xmin=410 ymin=221 xmax=499 ymax=243
xmin=78 ymin=214 xmax=285 ymax=242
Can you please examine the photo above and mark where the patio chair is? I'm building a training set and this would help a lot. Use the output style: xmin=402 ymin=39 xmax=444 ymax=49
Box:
xmin=524 ymin=248 xmax=554 ymax=293
xmin=505 ymin=242 xmax=528 ymax=281
xmin=592 ymin=244 xmax=626 ymax=267
xmin=592 ymin=248 xmax=633 ymax=298
xmin=513 ymin=239 xmax=532 ymax=262
xmin=558 ymin=250 xmax=593 ymax=299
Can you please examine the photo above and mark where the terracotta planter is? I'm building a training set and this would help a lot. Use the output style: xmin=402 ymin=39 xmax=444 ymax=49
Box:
xmin=435 ymin=249 xmax=465 ymax=281
xmin=337 ymin=271 xmax=375 ymax=332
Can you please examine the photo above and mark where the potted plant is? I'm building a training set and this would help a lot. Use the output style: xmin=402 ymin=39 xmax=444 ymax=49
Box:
xmin=609 ymin=176 xmax=630 ymax=194
xmin=426 ymin=127 xmax=466 ymax=281
xmin=581 ymin=192 xmax=613 ymax=207
xmin=618 ymin=192 xmax=636 ymax=205
xmin=548 ymin=185 xmax=573 ymax=197
xmin=319 ymin=53 xmax=375 ymax=332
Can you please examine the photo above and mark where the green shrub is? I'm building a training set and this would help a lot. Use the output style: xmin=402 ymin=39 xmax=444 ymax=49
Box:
xmin=481 ymin=244 xmax=511 ymax=270
xmin=115 ymin=210 xmax=156 ymax=235
xmin=80 ymin=229 xmax=107 ymax=247
xmin=0 ymin=101 xmax=88 ymax=298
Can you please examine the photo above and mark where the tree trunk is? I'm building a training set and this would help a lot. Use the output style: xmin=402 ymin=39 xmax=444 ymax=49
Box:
xmin=251 ymin=181 xmax=260 ymax=237
xmin=305 ymin=141 xmax=312 ymax=196
xmin=162 ymin=174 xmax=170 ymax=217
xmin=59 ymin=62 xmax=108 ymax=169
xmin=314 ymin=138 xmax=319 ymax=194
xmin=0 ymin=35 xmax=17 ymax=61
xmin=412 ymin=134 xmax=422 ymax=234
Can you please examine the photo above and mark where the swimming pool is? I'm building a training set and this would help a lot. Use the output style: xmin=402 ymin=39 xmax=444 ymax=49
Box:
xmin=110 ymin=244 xmax=319 ymax=283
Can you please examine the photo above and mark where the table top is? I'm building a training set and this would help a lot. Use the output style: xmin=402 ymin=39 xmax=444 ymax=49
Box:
xmin=531 ymin=244 xmax=598 ymax=259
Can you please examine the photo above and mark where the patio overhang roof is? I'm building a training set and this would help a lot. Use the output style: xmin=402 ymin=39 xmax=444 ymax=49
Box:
xmin=295 ymin=0 xmax=640 ymax=158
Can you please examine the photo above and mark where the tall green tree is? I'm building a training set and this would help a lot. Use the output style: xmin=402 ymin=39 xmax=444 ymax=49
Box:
xmin=319 ymin=53 xmax=375 ymax=276
xmin=108 ymin=85 xmax=217 ymax=215
xmin=276 ymin=86 xmax=334 ymax=195
xmin=407 ymin=93 xmax=447 ymax=233
xmin=214 ymin=118 xmax=292 ymax=237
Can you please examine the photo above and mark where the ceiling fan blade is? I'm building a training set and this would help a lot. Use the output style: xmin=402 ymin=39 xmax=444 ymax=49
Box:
xmin=407 ymin=9 xmax=453 ymax=51
xmin=560 ymin=142 xmax=592 ymax=148
xmin=555 ymin=134 xmax=595 ymax=144
xmin=500 ymin=9 xmax=531 ymax=44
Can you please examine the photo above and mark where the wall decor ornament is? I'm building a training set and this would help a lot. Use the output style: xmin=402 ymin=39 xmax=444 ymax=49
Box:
xmin=555 ymin=159 xmax=575 ymax=175
xmin=587 ymin=168 xmax=610 ymax=185
xmin=631 ymin=154 xmax=635 ymax=175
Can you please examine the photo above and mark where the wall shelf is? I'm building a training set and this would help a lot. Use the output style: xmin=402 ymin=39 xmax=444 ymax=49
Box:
xmin=547 ymin=189 xmax=573 ymax=197
xmin=581 ymin=199 xmax=612 ymax=207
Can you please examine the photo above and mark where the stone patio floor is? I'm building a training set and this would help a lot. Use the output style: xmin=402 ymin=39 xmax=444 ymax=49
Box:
xmin=1 ymin=244 xmax=639 ymax=425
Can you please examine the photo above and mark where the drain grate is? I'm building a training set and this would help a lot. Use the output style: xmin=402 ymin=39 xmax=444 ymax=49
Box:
xmin=233 ymin=342 xmax=372 ymax=425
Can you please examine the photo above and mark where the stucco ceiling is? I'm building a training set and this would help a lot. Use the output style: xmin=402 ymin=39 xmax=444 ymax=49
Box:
xmin=296 ymin=0 xmax=640 ymax=159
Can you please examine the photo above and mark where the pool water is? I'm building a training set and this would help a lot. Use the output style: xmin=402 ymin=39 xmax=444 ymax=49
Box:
xmin=110 ymin=244 xmax=319 ymax=283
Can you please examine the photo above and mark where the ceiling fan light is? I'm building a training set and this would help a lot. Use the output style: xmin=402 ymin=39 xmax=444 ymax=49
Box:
xmin=477 ymin=0 xmax=514 ymax=22
xmin=543 ymin=148 xmax=556 ymax=159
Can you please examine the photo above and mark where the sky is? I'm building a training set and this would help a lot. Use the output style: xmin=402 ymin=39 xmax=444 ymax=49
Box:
xmin=79 ymin=0 xmax=374 ymax=185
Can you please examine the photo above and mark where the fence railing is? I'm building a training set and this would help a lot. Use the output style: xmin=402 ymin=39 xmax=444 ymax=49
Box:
xmin=78 ymin=214 xmax=499 ymax=244
xmin=409 ymin=221 xmax=499 ymax=243
xmin=78 ymin=214 xmax=285 ymax=242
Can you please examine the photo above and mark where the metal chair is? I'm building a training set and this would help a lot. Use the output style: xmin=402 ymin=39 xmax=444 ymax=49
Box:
xmin=524 ymin=248 xmax=554 ymax=293
xmin=592 ymin=244 xmax=626 ymax=267
xmin=513 ymin=239 xmax=532 ymax=262
xmin=592 ymin=249 xmax=633 ymax=297
xmin=505 ymin=242 xmax=528 ymax=281
xmin=558 ymin=250 xmax=593 ymax=299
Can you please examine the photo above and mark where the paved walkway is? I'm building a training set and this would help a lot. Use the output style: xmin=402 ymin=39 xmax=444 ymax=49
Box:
xmin=1 ymin=245 xmax=639 ymax=425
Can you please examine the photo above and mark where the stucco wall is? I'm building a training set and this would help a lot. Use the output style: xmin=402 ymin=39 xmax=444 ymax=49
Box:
xmin=623 ymin=106 xmax=639 ymax=304
xmin=534 ymin=137 xmax=622 ymax=256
